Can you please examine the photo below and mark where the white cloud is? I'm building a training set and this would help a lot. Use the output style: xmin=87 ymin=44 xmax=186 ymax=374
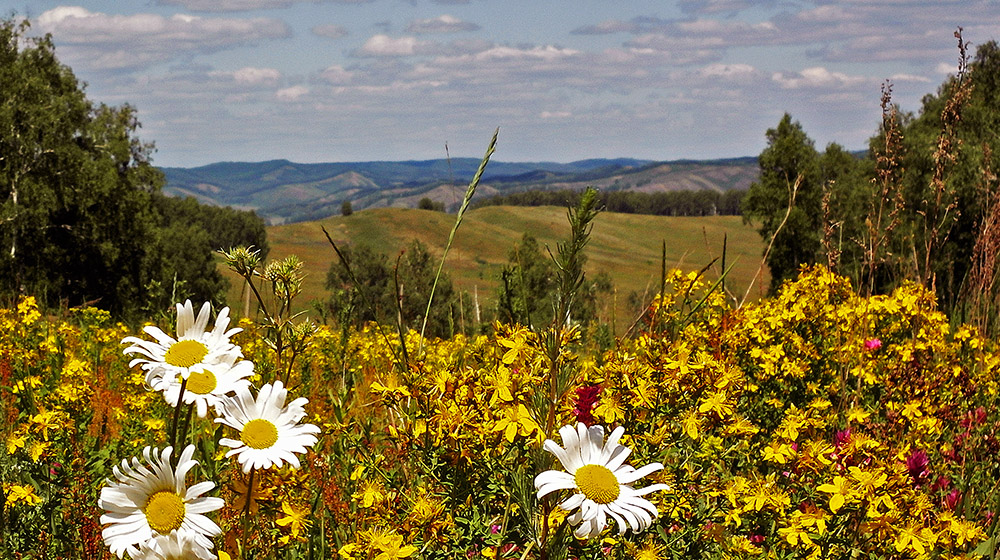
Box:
xmin=890 ymin=73 xmax=932 ymax=83
xmin=354 ymin=34 xmax=491 ymax=58
xmin=321 ymin=65 xmax=353 ymax=84
xmin=232 ymin=66 xmax=282 ymax=84
xmin=678 ymin=0 xmax=766 ymax=15
xmin=700 ymin=62 xmax=757 ymax=78
xmin=312 ymin=24 xmax=349 ymax=39
xmin=466 ymin=44 xmax=579 ymax=62
xmin=276 ymin=85 xmax=309 ymax=100
xmin=37 ymin=7 xmax=290 ymax=72
xmin=540 ymin=111 xmax=572 ymax=119
xmin=936 ymin=61 xmax=958 ymax=74
xmin=406 ymin=14 xmax=480 ymax=34
xmin=156 ymin=0 xmax=373 ymax=11
xmin=571 ymin=19 xmax=638 ymax=35
xmin=356 ymin=34 xmax=433 ymax=56
xmin=772 ymin=67 xmax=868 ymax=89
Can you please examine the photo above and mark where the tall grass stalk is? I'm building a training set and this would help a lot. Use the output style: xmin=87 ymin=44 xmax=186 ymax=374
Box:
xmin=418 ymin=127 xmax=499 ymax=351
xmin=321 ymin=228 xmax=408 ymax=369
xmin=741 ymin=173 xmax=802 ymax=307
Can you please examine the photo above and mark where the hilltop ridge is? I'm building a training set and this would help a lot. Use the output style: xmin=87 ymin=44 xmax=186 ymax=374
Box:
xmin=161 ymin=156 xmax=758 ymax=224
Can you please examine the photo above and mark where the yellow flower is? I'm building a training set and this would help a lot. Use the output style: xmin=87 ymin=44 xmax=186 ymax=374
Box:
xmin=778 ymin=523 xmax=814 ymax=547
xmin=944 ymin=513 xmax=987 ymax=547
xmin=17 ymin=296 xmax=41 ymax=324
xmin=816 ymin=476 xmax=852 ymax=513
xmin=29 ymin=441 xmax=49 ymax=463
xmin=698 ymin=391 xmax=734 ymax=418
xmin=370 ymin=375 xmax=411 ymax=398
xmin=276 ymin=501 xmax=310 ymax=541
xmin=894 ymin=524 xmax=936 ymax=555
xmin=12 ymin=376 xmax=42 ymax=394
xmin=499 ymin=331 xmax=530 ymax=364
xmin=847 ymin=466 xmax=886 ymax=498
xmin=5 ymin=484 xmax=42 ymax=507
xmin=6 ymin=433 xmax=26 ymax=455
xmin=373 ymin=533 xmax=417 ymax=560
xmin=29 ymin=410 xmax=62 ymax=441
xmin=491 ymin=403 xmax=541 ymax=443
xmin=681 ymin=410 xmax=700 ymax=440
xmin=353 ymin=480 xmax=386 ymax=509
xmin=846 ymin=406 xmax=871 ymax=424
xmin=761 ymin=441 xmax=795 ymax=464
xmin=338 ymin=543 xmax=359 ymax=559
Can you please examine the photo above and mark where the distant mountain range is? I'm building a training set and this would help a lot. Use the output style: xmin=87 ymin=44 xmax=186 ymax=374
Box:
xmin=160 ymin=156 xmax=759 ymax=224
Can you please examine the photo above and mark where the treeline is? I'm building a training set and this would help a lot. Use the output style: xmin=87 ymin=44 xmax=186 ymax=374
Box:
xmin=322 ymin=240 xmax=467 ymax=339
xmin=0 ymin=19 xmax=266 ymax=318
xmin=744 ymin=33 xmax=1000 ymax=333
xmin=476 ymin=188 xmax=746 ymax=216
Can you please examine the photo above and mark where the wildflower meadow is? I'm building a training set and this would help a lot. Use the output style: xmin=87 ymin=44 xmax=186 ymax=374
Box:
xmin=4 ymin=18 xmax=1000 ymax=560
xmin=3 ymin=249 xmax=1000 ymax=559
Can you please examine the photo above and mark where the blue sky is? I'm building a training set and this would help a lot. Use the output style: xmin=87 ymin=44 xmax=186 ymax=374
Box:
xmin=4 ymin=1 xmax=1000 ymax=168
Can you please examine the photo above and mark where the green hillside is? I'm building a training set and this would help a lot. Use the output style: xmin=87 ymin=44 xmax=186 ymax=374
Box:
xmin=233 ymin=206 xmax=769 ymax=330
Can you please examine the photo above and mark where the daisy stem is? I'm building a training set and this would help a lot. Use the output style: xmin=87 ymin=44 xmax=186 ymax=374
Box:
xmin=241 ymin=467 xmax=255 ymax=560
xmin=176 ymin=402 xmax=195 ymax=453
xmin=168 ymin=378 xmax=188 ymax=457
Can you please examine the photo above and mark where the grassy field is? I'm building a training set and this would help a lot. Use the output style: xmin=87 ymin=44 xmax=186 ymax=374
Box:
xmin=226 ymin=206 xmax=769 ymax=330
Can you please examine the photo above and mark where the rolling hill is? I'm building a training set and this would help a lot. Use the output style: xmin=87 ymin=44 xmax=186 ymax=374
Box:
xmin=231 ymin=205 xmax=770 ymax=332
xmin=164 ymin=156 xmax=759 ymax=225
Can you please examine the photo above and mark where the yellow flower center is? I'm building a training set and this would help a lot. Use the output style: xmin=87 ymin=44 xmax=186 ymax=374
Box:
xmin=241 ymin=418 xmax=279 ymax=449
xmin=164 ymin=339 xmax=208 ymax=368
xmin=574 ymin=464 xmax=620 ymax=504
xmin=185 ymin=368 xmax=217 ymax=395
xmin=144 ymin=490 xmax=186 ymax=534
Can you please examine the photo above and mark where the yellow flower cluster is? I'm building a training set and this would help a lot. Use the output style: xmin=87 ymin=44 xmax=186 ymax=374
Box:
xmin=3 ymin=263 xmax=998 ymax=559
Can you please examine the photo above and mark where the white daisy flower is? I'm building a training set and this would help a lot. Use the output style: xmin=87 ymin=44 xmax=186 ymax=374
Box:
xmin=98 ymin=445 xmax=224 ymax=559
xmin=534 ymin=423 xmax=670 ymax=540
xmin=150 ymin=353 xmax=255 ymax=418
xmin=131 ymin=530 xmax=215 ymax=560
xmin=215 ymin=380 xmax=321 ymax=473
xmin=123 ymin=300 xmax=242 ymax=384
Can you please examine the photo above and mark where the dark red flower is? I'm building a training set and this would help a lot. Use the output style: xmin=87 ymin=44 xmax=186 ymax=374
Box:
xmin=572 ymin=385 xmax=601 ymax=426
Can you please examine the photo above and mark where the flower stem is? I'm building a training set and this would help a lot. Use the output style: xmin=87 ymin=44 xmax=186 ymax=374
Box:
xmin=176 ymin=402 xmax=195 ymax=453
xmin=241 ymin=467 xmax=256 ymax=560
xmin=168 ymin=378 xmax=188 ymax=458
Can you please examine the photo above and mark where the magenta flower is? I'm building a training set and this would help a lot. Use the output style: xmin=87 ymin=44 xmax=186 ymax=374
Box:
xmin=905 ymin=449 xmax=930 ymax=484
xmin=864 ymin=338 xmax=882 ymax=351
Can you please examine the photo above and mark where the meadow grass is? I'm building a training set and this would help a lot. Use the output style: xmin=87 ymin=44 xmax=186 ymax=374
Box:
xmin=238 ymin=207 xmax=767 ymax=329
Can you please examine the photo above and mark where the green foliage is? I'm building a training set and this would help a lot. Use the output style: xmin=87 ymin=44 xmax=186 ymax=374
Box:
xmin=747 ymin=35 xmax=1000 ymax=332
xmin=417 ymin=197 xmax=445 ymax=212
xmin=0 ymin=19 xmax=163 ymax=316
xmin=742 ymin=114 xmax=824 ymax=292
xmin=497 ymin=234 xmax=556 ymax=328
xmin=149 ymin=195 xmax=270 ymax=309
xmin=341 ymin=200 xmax=353 ymax=216
xmin=894 ymin=39 xmax=1000 ymax=314
xmin=152 ymin=194 xmax=269 ymax=260
xmin=478 ymin=188 xmax=745 ymax=216
xmin=0 ymin=19 xmax=269 ymax=318
xmin=324 ymin=240 xmax=468 ymax=338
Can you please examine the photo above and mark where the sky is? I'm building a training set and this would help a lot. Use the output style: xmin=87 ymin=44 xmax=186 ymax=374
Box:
xmin=4 ymin=1 xmax=1000 ymax=168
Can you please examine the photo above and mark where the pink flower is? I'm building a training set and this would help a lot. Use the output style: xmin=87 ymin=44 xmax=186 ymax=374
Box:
xmin=864 ymin=338 xmax=882 ymax=351
xmin=905 ymin=449 xmax=930 ymax=484
xmin=945 ymin=488 xmax=962 ymax=510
